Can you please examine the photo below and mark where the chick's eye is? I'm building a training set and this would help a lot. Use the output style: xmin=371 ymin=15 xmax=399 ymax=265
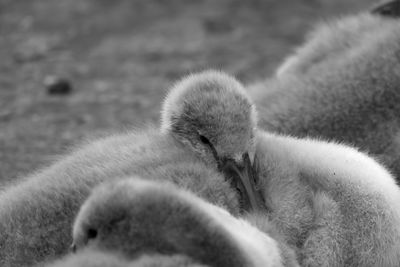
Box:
xmin=199 ymin=134 xmax=220 ymax=165
xmin=199 ymin=135 xmax=211 ymax=145
xmin=87 ymin=228 xmax=98 ymax=240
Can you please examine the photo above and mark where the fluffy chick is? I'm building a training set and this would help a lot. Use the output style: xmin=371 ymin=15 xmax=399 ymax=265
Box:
xmin=0 ymin=128 xmax=239 ymax=267
xmin=171 ymin=70 xmax=400 ymax=266
xmin=276 ymin=1 xmax=400 ymax=77
xmin=72 ymin=178 xmax=298 ymax=267
xmin=248 ymin=12 xmax=400 ymax=179
xmin=161 ymin=70 xmax=264 ymax=212
xmin=161 ymin=70 xmax=257 ymax=169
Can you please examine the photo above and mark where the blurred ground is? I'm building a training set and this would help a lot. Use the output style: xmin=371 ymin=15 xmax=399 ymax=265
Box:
xmin=0 ymin=0 xmax=376 ymax=183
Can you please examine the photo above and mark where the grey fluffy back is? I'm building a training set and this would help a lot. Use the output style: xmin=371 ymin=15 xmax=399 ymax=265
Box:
xmin=249 ymin=13 xmax=400 ymax=178
xmin=44 ymin=250 xmax=208 ymax=267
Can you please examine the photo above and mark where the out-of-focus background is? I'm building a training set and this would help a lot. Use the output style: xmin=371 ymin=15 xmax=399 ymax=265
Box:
xmin=0 ymin=0 xmax=376 ymax=183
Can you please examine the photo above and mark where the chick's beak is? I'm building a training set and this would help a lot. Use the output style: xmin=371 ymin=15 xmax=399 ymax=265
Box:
xmin=220 ymin=152 xmax=265 ymax=213
xmin=70 ymin=243 xmax=77 ymax=253
xmin=232 ymin=150 xmax=255 ymax=167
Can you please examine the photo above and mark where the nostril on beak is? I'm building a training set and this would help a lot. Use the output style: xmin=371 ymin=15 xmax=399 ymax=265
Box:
xmin=242 ymin=152 xmax=251 ymax=165
xmin=70 ymin=243 xmax=77 ymax=253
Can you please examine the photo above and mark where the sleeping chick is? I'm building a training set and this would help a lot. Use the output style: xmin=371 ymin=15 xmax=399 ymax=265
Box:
xmin=72 ymin=178 xmax=299 ymax=267
xmin=163 ymin=70 xmax=400 ymax=266
xmin=161 ymin=70 xmax=264 ymax=212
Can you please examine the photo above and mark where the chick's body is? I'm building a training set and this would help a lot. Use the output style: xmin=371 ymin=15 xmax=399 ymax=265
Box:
xmin=45 ymin=250 xmax=208 ymax=267
xmin=255 ymin=131 xmax=400 ymax=266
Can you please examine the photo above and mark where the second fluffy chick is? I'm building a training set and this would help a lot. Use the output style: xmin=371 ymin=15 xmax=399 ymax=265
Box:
xmin=72 ymin=178 xmax=298 ymax=267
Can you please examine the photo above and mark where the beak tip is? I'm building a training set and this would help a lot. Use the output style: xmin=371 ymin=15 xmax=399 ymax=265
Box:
xmin=70 ymin=243 xmax=77 ymax=253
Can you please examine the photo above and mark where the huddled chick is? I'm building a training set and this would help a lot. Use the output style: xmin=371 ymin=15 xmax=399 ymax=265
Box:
xmin=71 ymin=177 xmax=298 ymax=267
xmin=161 ymin=70 xmax=264 ymax=211
xmin=162 ymin=70 xmax=400 ymax=266
xmin=248 ymin=10 xmax=400 ymax=179
xmin=0 ymin=128 xmax=241 ymax=266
